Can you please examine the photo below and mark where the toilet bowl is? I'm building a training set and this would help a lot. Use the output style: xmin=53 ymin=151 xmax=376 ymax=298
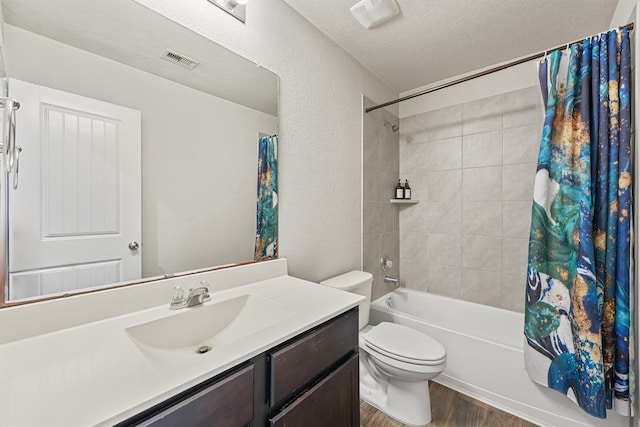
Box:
xmin=320 ymin=271 xmax=446 ymax=427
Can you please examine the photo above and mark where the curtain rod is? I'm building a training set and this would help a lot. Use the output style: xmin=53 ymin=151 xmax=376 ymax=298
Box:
xmin=366 ymin=22 xmax=635 ymax=113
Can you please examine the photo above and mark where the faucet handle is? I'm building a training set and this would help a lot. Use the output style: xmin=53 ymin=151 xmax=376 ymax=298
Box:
xmin=199 ymin=281 xmax=211 ymax=303
xmin=171 ymin=286 xmax=186 ymax=304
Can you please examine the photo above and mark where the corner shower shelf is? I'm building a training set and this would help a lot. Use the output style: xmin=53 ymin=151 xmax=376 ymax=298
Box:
xmin=390 ymin=199 xmax=419 ymax=204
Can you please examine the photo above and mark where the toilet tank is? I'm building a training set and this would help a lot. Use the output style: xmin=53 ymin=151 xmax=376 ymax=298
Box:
xmin=320 ymin=271 xmax=373 ymax=329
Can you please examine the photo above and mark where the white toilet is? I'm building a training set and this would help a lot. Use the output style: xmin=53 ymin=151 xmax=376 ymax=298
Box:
xmin=320 ymin=271 xmax=446 ymax=427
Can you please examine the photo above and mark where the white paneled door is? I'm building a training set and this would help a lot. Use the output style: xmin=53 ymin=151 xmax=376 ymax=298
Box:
xmin=8 ymin=79 xmax=141 ymax=300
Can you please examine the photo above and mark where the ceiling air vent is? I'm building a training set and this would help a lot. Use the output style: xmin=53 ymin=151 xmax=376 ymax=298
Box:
xmin=160 ymin=49 xmax=200 ymax=70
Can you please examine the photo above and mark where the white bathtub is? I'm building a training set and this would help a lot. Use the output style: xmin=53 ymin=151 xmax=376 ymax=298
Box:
xmin=369 ymin=289 xmax=630 ymax=427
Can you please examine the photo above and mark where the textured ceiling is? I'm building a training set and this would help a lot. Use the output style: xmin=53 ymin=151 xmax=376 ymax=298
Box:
xmin=283 ymin=0 xmax=619 ymax=93
xmin=2 ymin=0 xmax=278 ymax=115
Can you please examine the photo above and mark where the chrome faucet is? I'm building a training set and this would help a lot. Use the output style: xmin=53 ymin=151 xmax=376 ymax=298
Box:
xmin=384 ymin=276 xmax=399 ymax=287
xmin=170 ymin=281 xmax=211 ymax=309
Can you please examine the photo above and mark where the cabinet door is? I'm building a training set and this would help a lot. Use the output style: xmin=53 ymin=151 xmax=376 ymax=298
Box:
xmin=269 ymin=353 xmax=359 ymax=427
xmin=269 ymin=308 xmax=358 ymax=408
xmin=135 ymin=364 xmax=254 ymax=427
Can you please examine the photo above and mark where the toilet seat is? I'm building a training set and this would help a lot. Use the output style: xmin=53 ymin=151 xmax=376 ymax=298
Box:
xmin=364 ymin=344 xmax=445 ymax=378
xmin=364 ymin=322 xmax=446 ymax=366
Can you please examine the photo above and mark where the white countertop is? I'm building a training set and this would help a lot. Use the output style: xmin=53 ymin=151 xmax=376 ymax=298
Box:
xmin=0 ymin=275 xmax=362 ymax=426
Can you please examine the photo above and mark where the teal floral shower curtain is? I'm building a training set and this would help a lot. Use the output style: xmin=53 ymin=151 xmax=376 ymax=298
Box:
xmin=524 ymin=29 xmax=633 ymax=418
xmin=255 ymin=135 xmax=278 ymax=260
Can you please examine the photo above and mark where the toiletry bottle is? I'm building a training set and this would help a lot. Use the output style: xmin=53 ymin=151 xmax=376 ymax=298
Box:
xmin=395 ymin=179 xmax=404 ymax=199
xmin=404 ymin=179 xmax=411 ymax=199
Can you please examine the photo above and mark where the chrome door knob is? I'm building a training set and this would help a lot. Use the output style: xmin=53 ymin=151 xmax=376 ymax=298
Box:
xmin=128 ymin=241 xmax=140 ymax=251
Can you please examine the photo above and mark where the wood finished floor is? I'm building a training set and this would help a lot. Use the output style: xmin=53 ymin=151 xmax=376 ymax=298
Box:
xmin=360 ymin=382 xmax=540 ymax=427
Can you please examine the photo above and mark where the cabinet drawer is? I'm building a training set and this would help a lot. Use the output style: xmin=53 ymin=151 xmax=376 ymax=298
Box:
xmin=136 ymin=364 xmax=254 ymax=427
xmin=269 ymin=353 xmax=359 ymax=427
xmin=269 ymin=308 xmax=358 ymax=408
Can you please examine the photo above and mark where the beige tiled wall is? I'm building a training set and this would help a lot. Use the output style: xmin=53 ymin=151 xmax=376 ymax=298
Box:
xmin=398 ymin=86 xmax=543 ymax=312
xmin=363 ymin=97 xmax=400 ymax=301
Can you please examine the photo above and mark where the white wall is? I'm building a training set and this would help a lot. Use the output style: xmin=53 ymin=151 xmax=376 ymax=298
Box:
xmin=610 ymin=0 xmax=637 ymax=27
xmin=4 ymin=24 xmax=278 ymax=278
xmin=399 ymin=59 xmax=540 ymax=118
xmin=132 ymin=0 xmax=398 ymax=282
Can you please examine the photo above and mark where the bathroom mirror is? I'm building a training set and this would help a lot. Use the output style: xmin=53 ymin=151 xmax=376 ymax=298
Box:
xmin=0 ymin=0 xmax=279 ymax=304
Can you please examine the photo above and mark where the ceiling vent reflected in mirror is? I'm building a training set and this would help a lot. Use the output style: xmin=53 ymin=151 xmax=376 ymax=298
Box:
xmin=160 ymin=49 xmax=200 ymax=70
xmin=207 ymin=0 xmax=248 ymax=23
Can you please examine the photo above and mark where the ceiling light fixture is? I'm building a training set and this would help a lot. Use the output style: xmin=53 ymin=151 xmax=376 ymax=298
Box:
xmin=207 ymin=0 xmax=247 ymax=23
xmin=350 ymin=0 xmax=399 ymax=29
xmin=218 ymin=0 xmax=247 ymax=9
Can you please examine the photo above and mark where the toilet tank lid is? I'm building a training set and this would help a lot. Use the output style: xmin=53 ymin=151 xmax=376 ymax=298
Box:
xmin=319 ymin=270 xmax=373 ymax=291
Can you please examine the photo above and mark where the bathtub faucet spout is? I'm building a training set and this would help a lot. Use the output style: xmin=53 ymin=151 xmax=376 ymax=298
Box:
xmin=384 ymin=276 xmax=399 ymax=287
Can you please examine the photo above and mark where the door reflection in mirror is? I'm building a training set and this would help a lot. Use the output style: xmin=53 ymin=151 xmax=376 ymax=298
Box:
xmin=1 ymin=0 xmax=278 ymax=304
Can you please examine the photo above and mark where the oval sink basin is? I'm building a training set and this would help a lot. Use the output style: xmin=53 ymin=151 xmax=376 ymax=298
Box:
xmin=126 ymin=294 xmax=294 ymax=362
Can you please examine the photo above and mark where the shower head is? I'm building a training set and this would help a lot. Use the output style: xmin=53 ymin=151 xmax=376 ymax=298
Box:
xmin=383 ymin=121 xmax=399 ymax=132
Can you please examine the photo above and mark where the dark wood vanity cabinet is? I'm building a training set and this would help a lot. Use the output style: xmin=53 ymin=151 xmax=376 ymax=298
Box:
xmin=133 ymin=365 xmax=255 ymax=427
xmin=119 ymin=307 xmax=359 ymax=427
xmin=116 ymin=364 xmax=255 ymax=427
xmin=267 ymin=308 xmax=359 ymax=427
xmin=269 ymin=307 xmax=359 ymax=408
xmin=269 ymin=353 xmax=359 ymax=427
